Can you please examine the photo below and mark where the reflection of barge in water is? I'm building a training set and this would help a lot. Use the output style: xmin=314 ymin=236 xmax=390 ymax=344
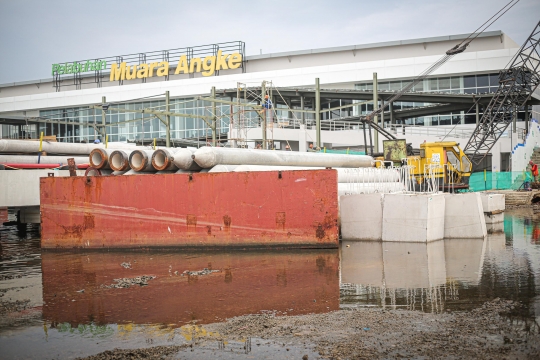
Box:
xmin=42 ymin=250 xmax=339 ymax=327
xmin=40 ymin=170 xmax=338 ymax=249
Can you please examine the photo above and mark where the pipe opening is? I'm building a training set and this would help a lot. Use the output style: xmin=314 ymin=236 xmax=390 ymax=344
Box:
xmin=110 ymin=152 xmax=124 ymax=170
xmin=130 ymin=152 xmax=146 ymax=171
xmin=90 ymin=151 xmax=104 ymax=167
xmin=154 ymin=151 xmax=166 ymax=167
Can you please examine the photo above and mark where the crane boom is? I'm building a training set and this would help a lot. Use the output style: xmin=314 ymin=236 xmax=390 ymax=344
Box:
xmin=464 ymin=21 xmax=540 ymax=163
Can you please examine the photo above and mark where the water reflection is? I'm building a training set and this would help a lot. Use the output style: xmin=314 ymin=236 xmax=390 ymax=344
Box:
xmin=41 ymin=250 xmax=339 ymax=328
xmin=341 ymin=218 xmax=538 ymax=315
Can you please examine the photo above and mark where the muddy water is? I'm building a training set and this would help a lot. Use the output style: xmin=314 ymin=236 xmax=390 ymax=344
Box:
xmin=0 ymin=209 xmax=539 ymax=359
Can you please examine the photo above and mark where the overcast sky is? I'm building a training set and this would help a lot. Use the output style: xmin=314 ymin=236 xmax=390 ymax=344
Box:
xmin=0 ymin=0 xmax=538 ymax=84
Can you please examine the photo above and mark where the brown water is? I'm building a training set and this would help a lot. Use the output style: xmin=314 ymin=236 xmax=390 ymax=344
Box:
xmin=0 ymin=209 xmax=539 ymax=359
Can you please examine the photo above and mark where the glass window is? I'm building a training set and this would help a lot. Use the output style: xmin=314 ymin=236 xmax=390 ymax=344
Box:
xmin=463 ymin=75 xmax=476 ymax=88
xmin=390 ymin=82 xmax=401 ymax=91
xmin=378 ymin=82 xmax=389 ymax=91
xmin=489 ymin=73 xmax=499 ymax=86
xmin=477 ymin=87 xmax=489 ymax=93
xmin=439 ymin=115 xmax=451 ymax=125
xmin=464 ymin=115 xmax=476 ymax=124
xmin=476 ymin=75 xmax=489 ymax=87
xmin=439 ymin=78 xmax=451 ymax=90
xmin=429 ymin=78 xmax=438 ymax=91
xmin=450 ymin=77 xmax=460 ymax=89
xmin=412 ymin=81 xmax=424 ymax=92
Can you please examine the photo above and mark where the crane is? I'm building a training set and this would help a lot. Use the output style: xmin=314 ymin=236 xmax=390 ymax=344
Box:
xmin=464 ymin=20 xmax=540 ymax=164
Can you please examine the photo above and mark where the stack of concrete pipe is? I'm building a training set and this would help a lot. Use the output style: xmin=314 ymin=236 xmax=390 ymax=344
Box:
xmin=0 ymin=139 xmax=143 ymax=169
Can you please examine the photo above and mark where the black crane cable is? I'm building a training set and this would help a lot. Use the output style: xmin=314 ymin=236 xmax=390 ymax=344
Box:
xmin=365 ymin=0 xmax=521 ymax=122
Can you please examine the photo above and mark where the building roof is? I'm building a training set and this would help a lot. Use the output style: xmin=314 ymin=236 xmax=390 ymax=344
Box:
xmin=0 ymin=31 xmax=504 ymax=89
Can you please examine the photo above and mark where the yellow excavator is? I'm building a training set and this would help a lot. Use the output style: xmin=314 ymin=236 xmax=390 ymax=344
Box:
xmin=377 ymin=139 xmax=472 ymax=192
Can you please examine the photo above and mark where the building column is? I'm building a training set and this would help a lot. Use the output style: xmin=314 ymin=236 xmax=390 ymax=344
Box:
xmin=373 ymin=72 xmax=378 ymax=153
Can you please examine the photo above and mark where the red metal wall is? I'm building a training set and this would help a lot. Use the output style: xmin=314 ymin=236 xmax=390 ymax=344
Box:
xmin=41 ymin=250 xmax=339 ymax=327
xmin=40 ymin=170 xmax=338 ymax=248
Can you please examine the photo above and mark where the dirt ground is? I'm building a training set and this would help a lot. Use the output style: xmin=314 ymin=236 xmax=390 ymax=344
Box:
xmin=80 ymin=299 xmax=540 ymax=359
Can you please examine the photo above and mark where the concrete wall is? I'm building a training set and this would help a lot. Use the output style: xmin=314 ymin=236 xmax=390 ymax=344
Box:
xmin=0 ymin=169 xmax=85 ymax=207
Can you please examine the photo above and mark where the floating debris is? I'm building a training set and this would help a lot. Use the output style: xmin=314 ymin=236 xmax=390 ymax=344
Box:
xmin=181 ymin=268 xmax=220 ymax=276
xmin=120 ymin=262 xmax=132 ymax=269
xmin=102 ymin=276 xmax=156 ymax=289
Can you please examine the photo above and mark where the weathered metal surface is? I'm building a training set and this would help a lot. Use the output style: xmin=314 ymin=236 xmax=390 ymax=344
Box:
xmin=67 ymin=158 xmax=77 ymax=176
xmin=40 ymin=170 xmax=338 ymax=248
xmin=41 ymin=250 xmax=339 ymax=326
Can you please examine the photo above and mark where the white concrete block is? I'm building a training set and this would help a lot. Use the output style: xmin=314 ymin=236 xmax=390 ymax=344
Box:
xmin=382 ymin=193 xmax=445 ymax=242
xmin=341 ymin=241 xmax=383 ymax=286
xmin=444 ymin=193 xmax=487 ymax=239
xmin=485 ymin=212 xmax=504 ymax=225
xmin=479 ymin=193 xmax=505 ymax=213
xmin=340 ymin=193 xmax=384 ymax=240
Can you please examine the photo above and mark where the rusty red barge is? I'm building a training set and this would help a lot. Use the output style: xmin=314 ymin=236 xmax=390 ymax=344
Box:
xmin=40 ymin=169 xmax=338 ymax=249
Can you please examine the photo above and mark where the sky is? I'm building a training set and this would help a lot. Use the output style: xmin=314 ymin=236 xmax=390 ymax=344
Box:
xmin=0 ymin=0 xmax=538 ymax=84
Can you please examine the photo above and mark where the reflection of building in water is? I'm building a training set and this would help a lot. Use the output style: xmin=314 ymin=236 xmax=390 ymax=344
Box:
xmin=341 ymin=239 xmax=486 ymax=313
xmin=42 ymin=250 xmax=339 ymax=328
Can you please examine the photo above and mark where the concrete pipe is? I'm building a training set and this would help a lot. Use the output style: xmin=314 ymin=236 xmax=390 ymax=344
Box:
xmin=337 ymin=182 xmax=405 ymax=195
xmin=208 ymin=165 xmax=239 ymax=173
xmin=89 ymin=148 xmax=116 ymax=169
xmin=232 ymin=165 xmax=399 ymax=183
xmin=175 ymin=169 xmax=196 ymax=174
xmin=152 ymin=149 xmax=178 ymax=171
xmin=0 ymin=155 xmax=88 ymax=165
xmin=109 ymin=150 xmax=133 ymax=171
xmin=111 ymin=170 xmax=128 ymax=176
xmin=0 ymin=139 xmax=145 ymax=156
xmin=123 ymin=169 xmax=156 ymax=175
xmin=129 ymin=150 xmax=155 ymax=172
xmin=171 ymin=148 xmax=201 ymax=171
xmin=193 ymin=147 xmax=374 ymax=169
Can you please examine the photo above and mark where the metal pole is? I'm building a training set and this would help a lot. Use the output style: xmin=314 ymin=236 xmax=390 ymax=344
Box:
xmin=373 ymin=72 xmax=378 ymax=153
xmin=165 ymin=91 xmax=171 ymax=148
xmin=211 ymin=86 xmax=217 ymax=147
xmin=261 ymin=81 xmax=267 ymax=149
xmin=363 ymin=121 xmax=368 ymax=155
xmin=513 ymin=105 xmax=517 ymax=133
xmin=315 ymin=78 xmax=321 ymax=149
xmin=525 ymin=105 xmax=530 ymax=136
xmin=300 ymin=96 xmax=305 ymax=124
xmin=390 ymin=102 xmax=395 ymax=125
xmin=101 ymin=96 xmax=106 ymax=141
xmin=368 ymin=122 xmax=374 ymax=156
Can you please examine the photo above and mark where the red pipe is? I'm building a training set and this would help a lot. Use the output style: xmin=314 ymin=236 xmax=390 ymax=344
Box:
xmin=1 ymin=163 xmax=90 ymax=169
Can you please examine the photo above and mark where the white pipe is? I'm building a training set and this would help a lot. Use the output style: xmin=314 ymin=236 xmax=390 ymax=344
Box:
xmin=0 ymin=139 xmax=147 ymax=155
xmin=208 ymin=165 xmax=239 ymax=173
xmin=193 ymin=147 xmax=374 ymax=169
xmin=89 ymin=149 xmax=115 ymax=169
xmin=123 ymin=169 xmax=156 ymax=175
xmin=338 ymin=182 xmax=405 ymax=195
xmin=232 ymin=165 xmax=399 ymax=183
xmin=111 ymin=170 xmax=128 ymax=176
xmin=171 ymin=148 xmax=201 ymax=170
xmin=109 ymin=150 xmax=134 ymax=171
xmin=0 ymin=155 xmax=89 ymax=165
xmin=152 ymin=148 xmax=178 ymax=171
xmin=129 ymin=150 xmax=155 ymax=172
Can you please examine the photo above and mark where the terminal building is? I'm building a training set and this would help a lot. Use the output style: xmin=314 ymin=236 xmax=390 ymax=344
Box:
xmin=1 ymin=31 xmax=539 ymax=172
